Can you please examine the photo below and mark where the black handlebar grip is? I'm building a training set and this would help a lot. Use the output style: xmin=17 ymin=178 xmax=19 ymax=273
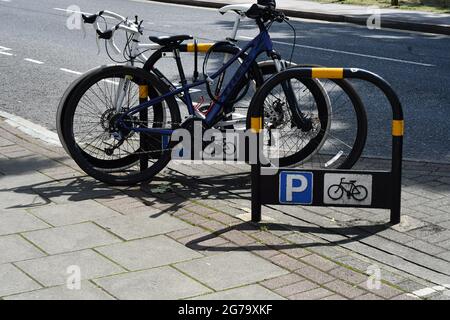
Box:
xmin=82 ymin=10 xmax=104 ymax=24
xmin=96 ymin=29 xmax=113 ymax=40
xmin=82 ymin=14 xmax=97 ymax=24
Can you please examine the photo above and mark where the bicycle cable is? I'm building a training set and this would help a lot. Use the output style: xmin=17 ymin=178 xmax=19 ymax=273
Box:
xmin=284 ymin=18 xmax=297 ymax=66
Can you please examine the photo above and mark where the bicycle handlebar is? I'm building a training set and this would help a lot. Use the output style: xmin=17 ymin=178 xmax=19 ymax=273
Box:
xmin=81 ymin=10 xmax=140 ymax=55
xmin=245 ymin=4 xmax=286 ymax=23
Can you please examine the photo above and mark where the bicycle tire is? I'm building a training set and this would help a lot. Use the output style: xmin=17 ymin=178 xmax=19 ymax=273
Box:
xmin=246 ymin=68 xmax=330 ymax=167
xmin=255 ymin=62 xmax=367 ymax=169
xmin=62 ymin=65 xmax=181 ymax=186
xmin=57 ymin=66 xmax=166 ymax=169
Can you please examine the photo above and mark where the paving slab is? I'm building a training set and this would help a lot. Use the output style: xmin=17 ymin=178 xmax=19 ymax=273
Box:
xmin=22 ymin=222 xmax=122 ymax=254
xmin=191 ymin=284 xmax=286 ymax=300
xmin=96 ymin=235 xmax=203 ymax=271
xmin=289 ymin=287 xmax=334 ymax=300
xmin=95 ymin=212 xmax=191 ymax=240
xmin=175 ymin=251 xmax=289 ymax=290
xmin=29 ymin=200 xmax=121 ymax=226
xmin=16 ymin=249 xmax=124 ymax=286
xmin=0 ymin=264 xmax=41 ymax=297
xmin=0 ymin=189 xmax=47 ymax=210
xmin=0 ymin=171 xmax=51 ymax=189
xmin=0 ymin=209 xmax=49 ymax=235
xmin=4 ymin=281 xmax=115 ymax=300
xmin=31 ymin=178 xmax=119 ymax=204
xmin=0 ymin=234 xmax=45 ymax=264
xmin=94 ymin=266 xmax=211 ymax=299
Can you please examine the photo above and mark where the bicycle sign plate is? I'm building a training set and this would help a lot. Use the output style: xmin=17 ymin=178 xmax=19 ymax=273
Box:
xmin=323 ymin=173 xmax=372 ymax=206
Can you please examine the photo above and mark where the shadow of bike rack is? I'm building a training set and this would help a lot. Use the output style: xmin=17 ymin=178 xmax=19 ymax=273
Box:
xmin=250 ymin=67 xmax=404 ymax=225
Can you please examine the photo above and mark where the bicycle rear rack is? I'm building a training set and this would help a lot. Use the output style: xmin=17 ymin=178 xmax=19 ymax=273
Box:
xmin=250 ymin=67 xmax=404 ymax=225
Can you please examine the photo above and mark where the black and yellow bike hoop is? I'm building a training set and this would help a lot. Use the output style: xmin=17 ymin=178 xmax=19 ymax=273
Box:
xmin=250 ymin=67 xmax=404 ymax=225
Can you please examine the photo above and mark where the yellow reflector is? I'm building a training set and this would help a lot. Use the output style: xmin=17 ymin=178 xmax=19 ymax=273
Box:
xmin=186 ymin=43 xmax=214 ymax=53
xmin=392 ymin=120 xmax=404 ymax=136
xmin=311 ymin=68 xmax=344 ymax=79
xmin=251 ymin=117 xmax=262 ymax=133
xmin=139 ymin=85 xmax=148 ymax=99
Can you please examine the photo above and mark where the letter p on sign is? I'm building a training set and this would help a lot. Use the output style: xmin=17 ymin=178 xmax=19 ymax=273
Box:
xmin=279 ymin=171 xmax=313 ymax=204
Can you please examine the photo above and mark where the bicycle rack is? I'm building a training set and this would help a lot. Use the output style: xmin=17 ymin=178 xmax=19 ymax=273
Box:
xmin=250 ymin=67 xmax=404 ymax=225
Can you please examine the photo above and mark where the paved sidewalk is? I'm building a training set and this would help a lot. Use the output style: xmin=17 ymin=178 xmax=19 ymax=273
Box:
xmin=152 ymin=0 xmax=450 ymax=34
xmin=1 ymin=117 xmax=450 ymax=300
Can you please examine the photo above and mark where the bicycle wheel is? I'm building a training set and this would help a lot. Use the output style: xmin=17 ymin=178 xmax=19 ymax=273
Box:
xmin=257 ymin=62 xmax=367 ymax=169
xmin=246 ymin=68 xmax=330 ymax=167
xmin=57 ymin=68 xmax=169 ymax=170
xmin=62 ymin=65 xmax=181 ymax=185
xmin=327 ymin=185 xmax=343 ymax=200
xmin=352 ymin=185 xmax=368 ymax=201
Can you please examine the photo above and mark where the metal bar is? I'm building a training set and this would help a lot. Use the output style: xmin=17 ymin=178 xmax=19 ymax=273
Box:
xmin=250 ymin=67 xmax=404 ymax=225
xmin=139 ymin=85 xmax=149 ymax=172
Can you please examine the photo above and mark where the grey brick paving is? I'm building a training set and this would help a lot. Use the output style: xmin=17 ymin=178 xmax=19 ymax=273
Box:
xmin=358 ymin=283 xmax=404 ymax=299
xmin=175 ymin=252 xmax=289 ymax=290
xmin=190 ymin=284 xmax=286 ymax=300
xmin=260 ymin=273 xmax=305 ymax=289
xmin=4 ymin=281 xmax=115 ymax=300
xmin=0 ymin=172 xmax=51 ymax=189
xmin=94 ymin=266 xmax=211 ymax=299
xmin=274 ymin=280 xmax=318 ymax=297
xmin=22 ymin=222 xmax=122 ymax=254
xmin=0 ymin=234 xmax=45 ymax=264
xmin=328 ymin=266 xmax=368 ymax=284
xmin=0 ymin=264 xmax=41 ymax=297
xmin=96 ymin=235 xmax=203 ymax=271
xmin=15 ymin=250 xmax=124 ymax=286
xmin=0 ymin=190 xmax=47 ymax=210
xmin=0 ymin=209 xmax=49 ymax=235
xmin=295 ymin=265 xmax=336 ymax=284
xmin=2 ymin=119 xmax=450 ymax=300
xmin=95 ymin=212 xmax=191 ymax=240
xmin=289 ymin=287 xmax=334 ymax=300
xmin=29 ymin=200 xmax=121 ymax=226
xmin=323 ymin=279 xmax=366 ymax=299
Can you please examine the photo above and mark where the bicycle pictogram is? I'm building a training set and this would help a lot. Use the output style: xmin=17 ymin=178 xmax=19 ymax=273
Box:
xmin=327 ymin=177 xmax=368 ymax=201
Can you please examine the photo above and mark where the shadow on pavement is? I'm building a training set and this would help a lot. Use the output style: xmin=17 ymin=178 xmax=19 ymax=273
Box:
xmin=185 ymin=221 xmax=391 ymax=252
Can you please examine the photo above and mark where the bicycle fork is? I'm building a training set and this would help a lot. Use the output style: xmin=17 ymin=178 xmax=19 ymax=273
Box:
xmin=270 ymin=54 xmax=313 ymax=132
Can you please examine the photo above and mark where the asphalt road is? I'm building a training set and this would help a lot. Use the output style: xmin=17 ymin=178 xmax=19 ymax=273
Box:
xmin=0 ymin=0 xmax=449 ymax=162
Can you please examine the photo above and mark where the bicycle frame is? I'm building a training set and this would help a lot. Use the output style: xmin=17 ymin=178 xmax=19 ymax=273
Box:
xmin=119 ymin=28 xmax=274 ymax=135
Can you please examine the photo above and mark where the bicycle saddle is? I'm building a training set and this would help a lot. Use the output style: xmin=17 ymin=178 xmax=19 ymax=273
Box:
xmin=149 ymin=35 xmax=193 ymax=46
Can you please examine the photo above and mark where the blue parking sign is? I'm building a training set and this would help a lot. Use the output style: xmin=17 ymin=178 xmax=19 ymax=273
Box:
xmin=279 ymin=171 xmax=313 ymax=204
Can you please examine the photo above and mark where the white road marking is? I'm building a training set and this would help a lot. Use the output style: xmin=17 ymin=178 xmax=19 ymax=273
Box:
xmin=238 ymin=36 xmax=435 ymax=67
xmin=24 ymin=58 xmax=44 ymax=64
xmin=0 ymin=111 xmax=61 ymax=146
xmin=60 ymin=68 xmax=82 ymax=75
xmin=0 ymin=45 xmax=13 ymax=56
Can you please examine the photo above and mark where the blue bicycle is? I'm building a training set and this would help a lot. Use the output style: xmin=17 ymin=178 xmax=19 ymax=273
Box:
xmin=61 ymin=3 xmax=343 ymax=185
